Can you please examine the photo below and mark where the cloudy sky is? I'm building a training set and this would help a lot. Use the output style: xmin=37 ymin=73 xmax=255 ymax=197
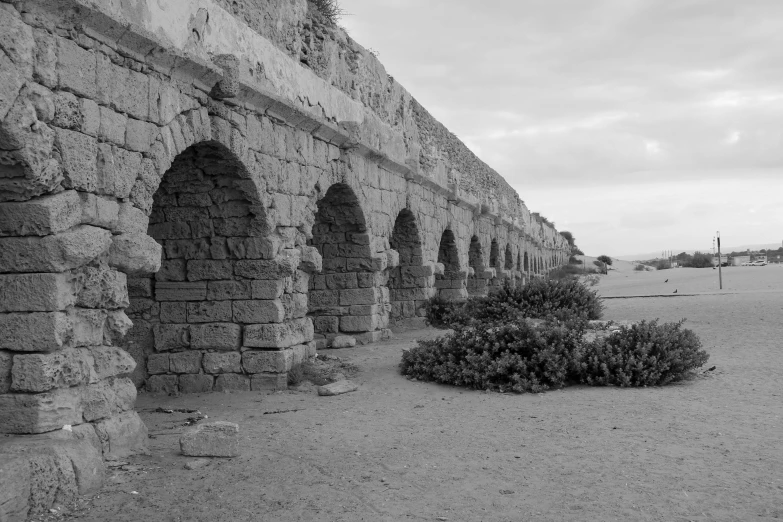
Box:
xmin=339 ymin=0 xmax=783 ymax=257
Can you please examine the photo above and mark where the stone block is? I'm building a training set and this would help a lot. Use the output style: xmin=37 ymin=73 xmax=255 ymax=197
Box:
xmin=115 ymin=69 xmax=149 ymax=121
xmin=68 ymin=308 xmax=107 ymax=347
xmin=339 ymin=288 xmax=379 ymax=306
xmin=226 ymin=236 xmax=277 ymax=260
xmin=127 ymin=277 xmax=152 ymax=297
xmin=251 ymin=279 xmax=284 ymax=299
xmin=282 ymin=293 xmax=308 ymax=319
xmin=92 ymin=411 xmax=149 ymax=459
xmin=98 ymin=106 xmax=127 ymax=145
xmin=179 ymin=374 xmax=213 ymax=393
xmin=56 ymin=36 xmax=96 ymax=98
xmin=214 ymin=373 xmax=250 ymax=391
xmin=242 ymin=349 xmax=292 ymax=373
xmin=250 ymin=373 xmax=287 ymax=391
xmin=308 ymin=289 xmax=339 ymax=308
xmin=10 ymin=348 xmax=93 ymax=392
xmin=186 ymin=260 xmax=233 ymax=281
xmin=55 ymin=127 xmax=98 ymax=192
xmin=234 ymin=257 xmax=298 ymax=280
xmin=160 ymin=301 xmax=186 ymax=323
xmin=313 ymin=315 xmax=339 ymax=333
xmin=208 ymin=280 xmax=251 ymax=300
xmin=299 ymin=245 xmax=322 ymax=273
xmin=147 ymin=353 xmax=169 ymax=374
xmin=156 ymin=259 xmax=188 ymax=282
xmin=80 ymin=97 xmax=100 ymax=136
xmin=438 ymin=288 xmax=468 ymax=300
xmin=0 ymin=190 xmax=82 ymax=236
xmin=340 ymin=315 xmax=379 ymax=333
xmin=169 ymin=351 xmax=202 ymax=374
xmin=232 ymin=299 xmax=284 ymax=324
xmin=331 ymin=335 xmax=356 ymax=348
xmin=152 ymin=323 xmax=190 ymax=351
xmin=187 ymin=300 xmax=232 ymax=323
xmin=0 ymin=272 xmax=78 ymax=312
xmin=79 ymin=193 xmax=120 ymax=230
xmin=0 ymin=386 xmax=83 ymax=434
xmin=125 ymin=117 xmax=156 ymax=153
xmin=202 ymin=352 xmax=241 ymax=374
xmin=0 ymin=311 xmax=71 ymax=352
xmin=190 ymin=323 xmax=242 ymax=350
xmin=146 ymin=374 xmax=177 ymax=393
xmin=81 ymin=378 xmax=136 ymax=422
xmin=326 ymin=272 xmax=358 ymax=290
xmin=116 ymin=203 xmax=148 ymax=235
xmin=243 ymin=318 xmax=314 ymax=348
xmin=155 ymin=281 xmax=206 ymax=301
xmin=108 ymin=233 xmax=162 ymax=275
xmin=0 ymin=226 xmax=112 ymax=273
xmin=88 ymin=346 xmax=136 ymax=380
xmin=180 ymin=421 xmax=239 ymax=457
xmin=0 ymin=350 xmax=12 ymax=394
xmin=76 ymin=266 xmax=128 ymax=310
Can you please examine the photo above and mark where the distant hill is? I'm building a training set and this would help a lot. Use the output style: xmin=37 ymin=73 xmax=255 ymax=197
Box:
xmin=615 ymin=242 xmax=783 ymax=261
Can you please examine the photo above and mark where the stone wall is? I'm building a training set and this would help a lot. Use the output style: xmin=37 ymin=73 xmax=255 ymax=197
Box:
xmin=0 ymin=0 xmax=569 ymax=516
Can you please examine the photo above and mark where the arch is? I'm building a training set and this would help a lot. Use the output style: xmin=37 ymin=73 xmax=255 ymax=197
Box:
xmin=124 ymin=140 xmax=296 ymax=395
xmin=523 ymin=251 xmax=530 ymax=272
xmin=504 ymin=243 xmax=514 ymax=270
xmin=437 ymin=229 xmax=460 ymax=273
xmin=307 ymin=182 xmax=389 ymax=345
xmin=435 ymin=229 xmax=465 ymax=300
xmin=388 ymin=209 xmax=427 ymax=322
xmin=489 ymin=238 xmax=500 ymax=268
xmin=467 ymin=235 xmax=487 ymax=296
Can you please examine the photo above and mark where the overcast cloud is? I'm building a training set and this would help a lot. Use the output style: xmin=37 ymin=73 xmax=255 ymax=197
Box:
xmin=339 ymin=0 xmax=783 ymax=256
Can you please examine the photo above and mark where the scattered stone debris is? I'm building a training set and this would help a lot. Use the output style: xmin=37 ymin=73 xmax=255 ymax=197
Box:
xmin=263 ymin=408 xmax=303 ymax=415
xmin=317 ymin=379 xmax=359 ymax=396
xmin=331 ymin=335 xmax=357 ymax=348
xmin=153 ymin=407 xmax=201 ymax=414
xmin=184 ymin=458 xmax=211 ymax=470
xmin=180 ymin=421 xmax=240 ymax=457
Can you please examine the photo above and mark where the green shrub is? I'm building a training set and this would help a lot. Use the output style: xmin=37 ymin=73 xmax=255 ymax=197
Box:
xmin=578 ymin=319 xmax=709 ymax=386
xmin=634 ymin=264 xmax=646 ymax=271
xmin=400 ymin=319 xmax=587 ymax=393
xmin=424 ymin=293 xmax=468 ymax=329
xmin=597 ymin=255 xmax=613 ymax=266
xmin=483 ymin=278 xmax=603 ymax=322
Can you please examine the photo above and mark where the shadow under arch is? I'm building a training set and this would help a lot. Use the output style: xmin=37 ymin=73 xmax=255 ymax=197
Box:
xmin=467 ymin=235 xmax=487 ymax=296
xmin=307 ymin=182 xmax=389 ymax=345
xmin=124 ymin=140 xmax=291 ymax=395
xmin=388 ymin=208 xmax=429 ymax=322
xmin=435 ymin=229 xmax=466 ymax=300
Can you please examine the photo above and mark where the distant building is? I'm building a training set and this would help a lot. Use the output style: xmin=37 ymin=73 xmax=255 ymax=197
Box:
xmin=712 ymin=255 xmax=728 ymax=266
xmin=732 ymin=255 xmax=750 ymax=266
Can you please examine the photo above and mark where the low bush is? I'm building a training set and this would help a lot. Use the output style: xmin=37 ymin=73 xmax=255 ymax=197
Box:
xmin=634 ymin=264 xmax=646 ymax=271
xmin=400 ymin=318 xmax=587 ymax=393
xmin=578 ymin=319 xmax=709 ymax=386
xmin=423 ymin=293 xmax=469 ymax=329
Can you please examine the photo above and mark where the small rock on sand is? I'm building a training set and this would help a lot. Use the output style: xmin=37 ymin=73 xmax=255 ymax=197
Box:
xmin=317 ymin=380 xmax=359 ymax=396
xmin=331 ymin=335 xmax=356 ymax=348
xmin=184 ymin=458 xmax=211 ymax=470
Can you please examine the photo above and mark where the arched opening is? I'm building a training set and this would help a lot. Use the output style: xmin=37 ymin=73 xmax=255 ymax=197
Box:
xmin=307 ymin=183 xmax=389 ymax=345
xmin=435 ymin=229 xmax=465 ymax=300
xmin=124 ymin=142 xmax=309 ymax=395
xmin=388 ymin=209 xmax=429 ymax=323
xmin=467 ymin=235 xmax=487 ymax=296
xmin=504 ymin=244 xmax=514 ymax=271
xmin=489 ymin=239 xmax=500 ymax=268
xmin=523 ymin=252 xmax=529 ymax=272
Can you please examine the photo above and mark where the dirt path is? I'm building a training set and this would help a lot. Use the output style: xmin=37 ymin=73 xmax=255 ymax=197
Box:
xmin=41 ymin=268 xmax=783 ymax=522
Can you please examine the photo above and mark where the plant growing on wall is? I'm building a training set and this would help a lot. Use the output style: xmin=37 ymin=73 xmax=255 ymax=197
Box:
xmin=309 ymin=0 xmax=344 ymax=25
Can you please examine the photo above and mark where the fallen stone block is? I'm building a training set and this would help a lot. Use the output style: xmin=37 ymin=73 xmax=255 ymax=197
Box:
xmin=317 ymin=380 xmax=359 ymax=396
xmin=180 ymin=421 xmax=239 ymax=457
xmin=331 ymin=335 xmax=356 ymax=348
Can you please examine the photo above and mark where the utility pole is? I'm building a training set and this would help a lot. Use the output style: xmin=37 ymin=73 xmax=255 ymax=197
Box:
xmin=717 ymin=231 xmax=723 ymax=290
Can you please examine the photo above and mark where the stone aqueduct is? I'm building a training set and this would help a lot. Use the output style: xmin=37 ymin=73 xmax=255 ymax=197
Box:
xmin=0 ymin=0 xmax=568 ymax=514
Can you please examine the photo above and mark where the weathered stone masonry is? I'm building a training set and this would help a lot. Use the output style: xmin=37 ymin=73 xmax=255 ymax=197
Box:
xmin=0 ymin=0 xmax=568 ymax=516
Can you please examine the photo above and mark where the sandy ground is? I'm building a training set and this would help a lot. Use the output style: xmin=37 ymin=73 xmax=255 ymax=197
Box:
xmin=39 ymin=265 xmax=783 ymax=522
